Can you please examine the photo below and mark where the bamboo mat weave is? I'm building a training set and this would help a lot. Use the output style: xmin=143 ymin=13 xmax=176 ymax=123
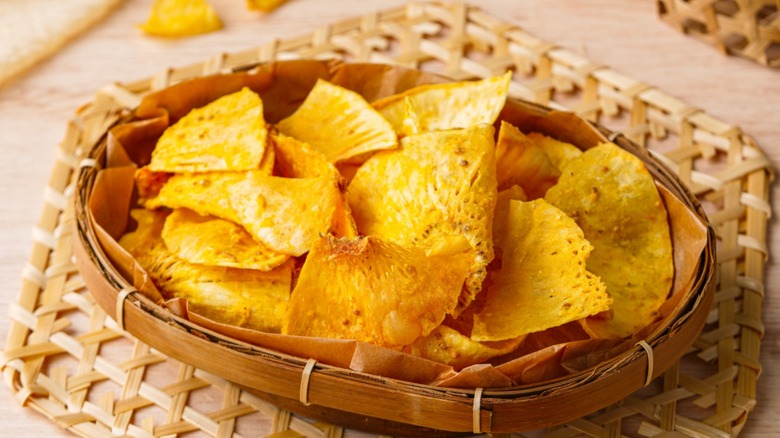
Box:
xmin=1 ymin=3 xmax=772 ymax=437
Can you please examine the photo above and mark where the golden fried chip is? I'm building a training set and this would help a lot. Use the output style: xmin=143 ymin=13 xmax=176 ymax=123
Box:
xmin=120 ymin=209 xmax=292 ymax=333
xmin=406 ymin=325 xmax=525 ymax=370
xmin=270 ymin=130 xmax=337 ymax=178
xmin=246 ymin=0 xmax=289 ymax=12
xmin=495 ymin=121 xmax=561 ymax=199
xmin=373 ymin=72 xmax=511 ymax=136
xmin=145 ymin=171 xmax=244 ymax=223
xmin=162 ymin=208 xmax=289 ymax=271
xmin=149 ymin=88 xmax=267 ymax=172
xmin=146 ymin=171 xmax=344 ymax=256
xmin=258 ymin=139 xmax=276 ymax=175
xmin=493 ymin=185 xmax=527 ymax=249
xmin=135 ymin=166 xmax=171 ymax=201
xmin=139 ymin=0 xmax=222 ymax=37
xmin=348 ymin=125 xmax=498 ymax=310
xmin=277 ymin=79 xmax=397 ymax=163
xmin=472 ymin=199 xmax=612 ymax=341
xmin=284 ymin=235 xmax=472 ymax=349
xmin=527 ymin=132 xmax=583 ymax=170
xmin=544 ymin=143 xmax=673 ymax=339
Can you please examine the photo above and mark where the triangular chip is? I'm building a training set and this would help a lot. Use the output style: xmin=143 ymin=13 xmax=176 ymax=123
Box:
xmin=373 ymin=72 xmax=511 ymax=136
xmin=268 ymin=130 xmax=358 ymax=238
xmin=270 ymin=130 xmax=337 ymax=179
xmin=495 ymin=121 xmax=560 ymax=199
xmin=258 ymin=139 xmax=276 ymax=175
xmin=544 ymin=143 xmax=673 ymax=339
xmin=149 ymin=88 xmax=268 ymax=172
xmin=145 ymin=171 xmax=244 ymax=223
xmin=146 ymin=171 xmax=344 ymax=256
xmin=284 ymin=235 xmax=472 ymax=349
xmin=246 ymin=0 xmax=289 ymax=12
xmin=120 ymin=209 xmax=292 ymax=333
xmin=139 ymin=0 xmax=222 ymax=37
xmin=348 ymin=125 xmax=498 ymax=310
xmin=161 ymin=208 xmax=289 ymax=271
xmin=527 ymin=132 xmax=583 ymax=171
xmin=493 ymin=185 xmax=527 ymax=249
xmin=276 ymin=79 xmax=397 ymax=163
xmin=472 ymin=199 xmax=612 ymax=341
xmin=406 ymin=325 xmax=525 ymax=370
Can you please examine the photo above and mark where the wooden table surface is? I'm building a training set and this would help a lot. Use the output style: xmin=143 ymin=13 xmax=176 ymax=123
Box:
xmin=1 ymin=1 xmax=777 ymax=436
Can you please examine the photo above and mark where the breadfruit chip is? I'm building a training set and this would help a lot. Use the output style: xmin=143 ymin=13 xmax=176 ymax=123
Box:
xmin=373 ymin=72 xmax=511 ymax=136
xmin=149 ymin=88 xmax=267 ymax=172
xmin=139 ymin=0 xmax=222 ymax=37
xmin=161 ymin=208 xmax=289 ymax=271
xmin=348 ymin=125 xmax=498 ymax=310
xmin=495 ymin=121 xmax=560 ymax=199
xmin=284 ymin=235 xmax=472 ymax=349
xmin=119 ymin=209 xmax=292 ymax=333
xmin=527 ymin=132 xmax=582 ymax=171
xmin=544 ymin=143 xmax=673 ymax=339
xmin=472 ymin=199 xmax=612 ymax=341
xmin=276 ymin=79 xmax=397 ymax=163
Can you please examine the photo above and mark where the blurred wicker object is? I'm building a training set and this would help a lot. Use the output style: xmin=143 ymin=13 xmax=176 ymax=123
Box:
xmin=658 ymin=0 xmax=780 ymax=67
xmin=1 ymin=2 xmax=773 ymax=437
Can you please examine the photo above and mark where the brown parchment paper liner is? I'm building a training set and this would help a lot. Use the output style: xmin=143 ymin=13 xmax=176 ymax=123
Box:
xmin=83 ymin=60 xmax=708 ymax=389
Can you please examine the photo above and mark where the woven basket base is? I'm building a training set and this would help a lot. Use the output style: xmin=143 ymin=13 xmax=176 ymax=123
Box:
xmin=2 ymin=3 xmax=772 ymax=437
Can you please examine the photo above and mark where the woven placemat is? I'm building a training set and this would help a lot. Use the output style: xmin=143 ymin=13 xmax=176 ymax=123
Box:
xmin=1 ymin=3 xmax=772 ymax=437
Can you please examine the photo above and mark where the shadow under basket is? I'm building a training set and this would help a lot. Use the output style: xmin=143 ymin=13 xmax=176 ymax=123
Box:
xmin=72 ymin=60 xmax=716 ymax=436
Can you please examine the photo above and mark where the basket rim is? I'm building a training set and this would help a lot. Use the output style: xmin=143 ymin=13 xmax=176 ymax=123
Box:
xmin=71 ymin=60 xmax=718 ymax=433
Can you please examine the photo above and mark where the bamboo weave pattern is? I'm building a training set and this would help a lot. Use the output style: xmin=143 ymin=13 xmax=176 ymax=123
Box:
xmin=658 ymin=0 xmax=780 ymax=67
xmin=1 ymin=3 xmax=772 ymax=437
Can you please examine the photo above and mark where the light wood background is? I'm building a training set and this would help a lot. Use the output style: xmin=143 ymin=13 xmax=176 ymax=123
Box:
xmin=0 ymin=0 xmax=777 ymax=436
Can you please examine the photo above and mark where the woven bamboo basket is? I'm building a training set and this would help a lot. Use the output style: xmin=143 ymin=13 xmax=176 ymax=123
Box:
xmin=2 ymin=3 xmax=772 ymax=437
xmin=70 ymin=58 xmax=717 ymax=435
xmin=658 ymin=0 xmax=780 ymax=67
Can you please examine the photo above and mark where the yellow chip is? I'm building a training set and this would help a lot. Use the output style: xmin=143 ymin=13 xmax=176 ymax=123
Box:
xmin=495 ymin=121 xmax=561 ymax=199
xmin=284 ymin=235 xmax=472 ymax=349
xmin=258 ymin=139 xmax=276 ymax=175
xmin=277 ymin=79 xmax=397 ymax=163
xmin=162 ymin=208 xmax=289 ymax=271
xmin=544 ymin=142 xmax=673 ymax=339
xmin=270 ymin=130 xmax=337 ymax=178
xmin=406 ymin=325 xmax=525 ymax=370
xmin=145 ymin=171 xmax=244 ymax=223
xmin=149 ymin=88 xmax=268 ymax=172
xmin=135 ymin=166 xmax=171 ymax=201
xmin=139 ymin=0 xmax=222 ymax=37
xmin=493 ymin=185 xmax=527 ymax=249
xmin=527 ymin=132 xmax=583 ymax=171
xmin=120 ymin=209 xmax=292 ymax=333
xmin=348 ymin=125 xmax=498 ymax=310
xmin=373 ymin=72 xmax=511 ymax=136
xmin=472 ymin=199 xmax=612 ymax=341
xmin=246 ymin=0 xmax=289 ymax=12
xmin=146 ymin=171 xmax=344 ymax=256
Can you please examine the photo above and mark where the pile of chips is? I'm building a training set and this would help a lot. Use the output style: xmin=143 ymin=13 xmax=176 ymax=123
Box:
xmin=120 ymin=73 xmax=674 ymax=370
